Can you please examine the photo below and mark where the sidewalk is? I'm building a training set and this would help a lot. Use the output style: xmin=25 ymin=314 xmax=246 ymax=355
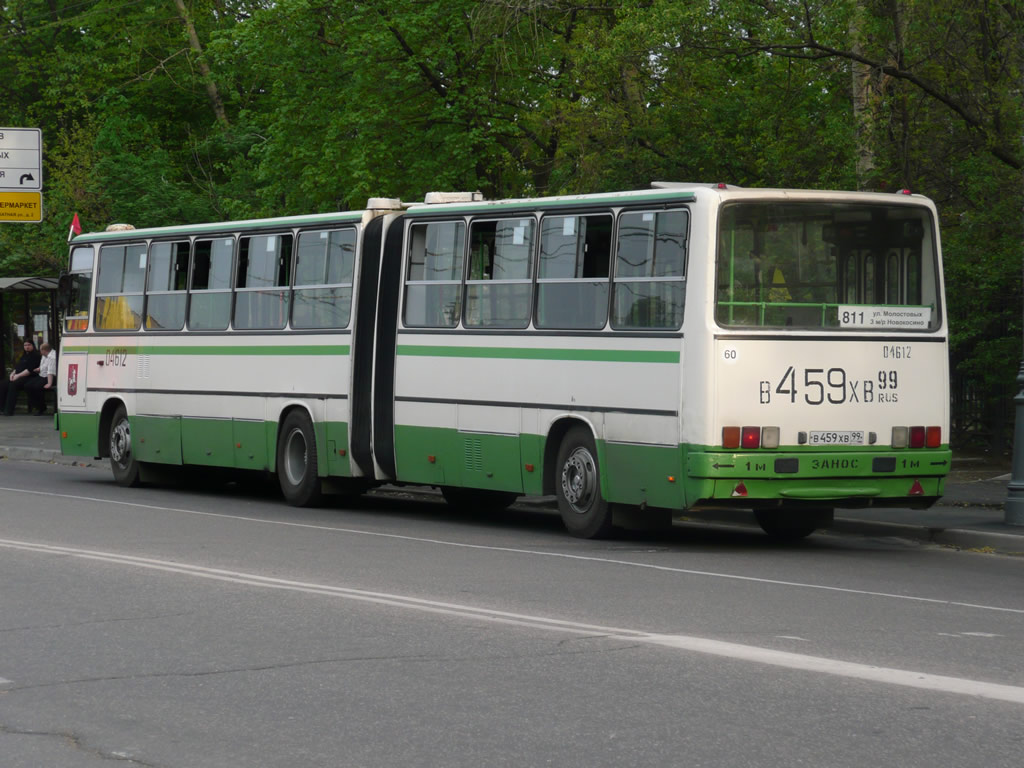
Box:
xmin=1 ymin=412 xmax=1021 ymax=554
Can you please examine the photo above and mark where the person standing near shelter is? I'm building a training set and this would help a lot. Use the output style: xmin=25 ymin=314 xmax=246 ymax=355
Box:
xmin=0 ymin=339 xmax=42 ymax=416
xmin=25 ymin=341 xmax=56 ymax=415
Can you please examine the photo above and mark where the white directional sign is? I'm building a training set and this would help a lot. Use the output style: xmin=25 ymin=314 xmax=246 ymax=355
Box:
xmin=0 ymin=127 xmax=43 ymax=191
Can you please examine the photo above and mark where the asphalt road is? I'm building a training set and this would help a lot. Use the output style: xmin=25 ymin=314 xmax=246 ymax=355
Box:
xmin=1 ymin=459 xmax=1022 ymax=767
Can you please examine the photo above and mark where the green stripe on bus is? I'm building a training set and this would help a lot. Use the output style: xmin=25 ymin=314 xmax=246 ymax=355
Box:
xmin=61 ymin=345 xmax=350 ymax=356
xmin=396 ymin=345 xmax=679 ymax=363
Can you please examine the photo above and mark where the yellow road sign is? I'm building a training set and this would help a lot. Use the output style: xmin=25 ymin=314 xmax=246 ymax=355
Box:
xmin=0 ymin=191 xmax=42 ymax=222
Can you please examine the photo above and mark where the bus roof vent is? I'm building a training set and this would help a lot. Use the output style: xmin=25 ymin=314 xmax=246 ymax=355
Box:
xmin=366 ymin=197 xmax=403 ymax=211
xmin=105 ymin=223 xmax=136 ymax=232
xmin=423 ymin=191 xmax=484 ymax=204
xmin=651 ymin=181 xmax=741 ymax=190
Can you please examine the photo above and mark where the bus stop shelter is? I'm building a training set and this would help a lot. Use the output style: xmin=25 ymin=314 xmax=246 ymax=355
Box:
xmin=0 ymin=276 xmax=60 ymax=370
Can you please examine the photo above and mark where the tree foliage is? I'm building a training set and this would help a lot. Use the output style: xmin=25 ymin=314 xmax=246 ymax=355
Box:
xmin=0 ymin=0 xmax=1020 ymax=446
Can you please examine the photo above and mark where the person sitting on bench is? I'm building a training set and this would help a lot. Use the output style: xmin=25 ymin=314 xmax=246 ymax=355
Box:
xmin=25 ymin=341 xmax=56 ymax=415
xmin=0 ymin=339 xmax=41 ymax=416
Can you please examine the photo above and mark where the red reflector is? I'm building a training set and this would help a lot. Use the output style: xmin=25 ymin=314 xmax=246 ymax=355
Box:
xmin=732 ymin=482 xmax=748 ymax=497
xmin=899 ymin=188 xmax=912 ymax=195
xmin=926 ymin=426 xmax=941 ymax=448
xmin=909 ymin=426 xmax=925 ymax=448
xmin=741 ymin=426 xmax=760 ymax=449
xmin=909 ymin=480 xmax=924 ymax=496
xmin=722 ymin=426 xmax=740 ymax=449
xmin=717 ymin=182 xmax=728 ymax=189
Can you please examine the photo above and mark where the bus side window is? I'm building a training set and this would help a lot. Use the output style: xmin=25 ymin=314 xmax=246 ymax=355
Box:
xmin=65 ymin=246 xmax=94 ymax=332
xmin=404 ymin=220 xmax=465 ymax=328
xmin=189 ymin=238 xmax=233 ymax=331
xmin=464 ymin=218 xmax=533 ymax=328
xmin=234 ymin=234 xmax=292 ymax=330
xmin=612 ymin=209 xmax=687 ymax=330
xmin=292 ymin=228 xmax=356 ymax=329
xmin=145 ymin=241 xmax=189 ymax=330
xmin=95 ymin=242 xmax=146 ymax=331
xmin=536 ymin=213 xmax=612 ymax=329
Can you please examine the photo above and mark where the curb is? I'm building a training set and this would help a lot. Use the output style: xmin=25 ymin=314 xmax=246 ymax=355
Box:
xmin=0 ymin=446 xmax=80 ymax=465
xmin=2 ymin=446 xmax=1021 ymax=554
xmin=828 ymin=518 xmax=1024 ymax=556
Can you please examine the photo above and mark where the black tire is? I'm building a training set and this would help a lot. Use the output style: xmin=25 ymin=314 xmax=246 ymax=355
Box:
xmin=755 ymin=508 xmax=834 ymax=541
xmin=276 ymin=410 xmax=322 ymax=507
xmin=108 ymin=405 xmax=142 ymax=487
xmin=440 ymin=487 xmax=519 ymax=513
xmin=555 ymin=426 xmax=613 ymax=539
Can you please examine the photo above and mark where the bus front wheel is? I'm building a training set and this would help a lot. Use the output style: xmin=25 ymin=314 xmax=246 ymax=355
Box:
xmin=277 ymin=410 xmax=322 ymax=507
xmin=108 ymin=405 xmax=142 ymax=487
xmin=754 ymin=508 xmax=834 ymax=541
xmin=555 ymin=426 xmax=613 ymax=539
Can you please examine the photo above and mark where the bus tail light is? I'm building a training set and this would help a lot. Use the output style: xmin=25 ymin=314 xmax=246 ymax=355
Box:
xmin=722 ymin=426 xmax=778 ymax=449
xmin=892 ymin=426 xmax=942 ymax=449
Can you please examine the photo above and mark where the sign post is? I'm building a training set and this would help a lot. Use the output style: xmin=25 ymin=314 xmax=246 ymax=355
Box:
xmin=0 ymin=127 xmax=43 ymax=223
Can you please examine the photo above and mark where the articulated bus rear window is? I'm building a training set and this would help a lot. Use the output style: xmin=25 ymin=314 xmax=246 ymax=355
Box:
xmin=715 ymin=202 xmax=940 ymax=331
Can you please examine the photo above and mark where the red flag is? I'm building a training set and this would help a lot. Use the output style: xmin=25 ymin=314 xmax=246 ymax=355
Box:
xmin=67 ymin=213 xmax=82 ymax=243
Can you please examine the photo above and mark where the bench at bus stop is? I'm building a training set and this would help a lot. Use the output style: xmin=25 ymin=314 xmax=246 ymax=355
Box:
xmin=5 ymin=382 xmax=57 ymax=415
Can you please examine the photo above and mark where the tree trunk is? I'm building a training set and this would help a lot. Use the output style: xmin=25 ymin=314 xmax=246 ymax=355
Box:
xmin=172 ymin=0 xmax=230 ymax=128
xmin=850 ymin=1 xmax=876 ymax=190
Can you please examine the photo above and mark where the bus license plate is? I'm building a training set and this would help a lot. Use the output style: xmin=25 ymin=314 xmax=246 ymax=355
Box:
xmin=808 ymin=430 xmax=864 ymax=446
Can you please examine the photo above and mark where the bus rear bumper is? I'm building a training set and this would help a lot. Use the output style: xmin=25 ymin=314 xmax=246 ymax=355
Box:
xmin=685 ymin=448 xmax=950 ymax=507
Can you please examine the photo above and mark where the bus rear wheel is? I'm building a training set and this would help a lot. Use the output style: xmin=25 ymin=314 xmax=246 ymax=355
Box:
xmin=109 ymin=405 xmax=142 ymax=487
xmin=754 ymin=508 xmax=834 ymax=541
xmin=277 ymin=410 xmax=322 ymax=507
xmin=555 ymin=426 xmax=613 ymax=539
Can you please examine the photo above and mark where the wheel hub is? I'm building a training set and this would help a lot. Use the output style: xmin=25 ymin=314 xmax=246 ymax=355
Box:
xmin=110 ymin=420 xmax=131 ymax=465
xmin=283 ymin=428 xmax=308 ymax=486
xmin=561 ymin=447 xmax=596 ymax=514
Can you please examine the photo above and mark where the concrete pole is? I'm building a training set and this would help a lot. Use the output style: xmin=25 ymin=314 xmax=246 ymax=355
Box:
xmin=1006 ymin=362 xmax=1024 ymax=525
xmin=1008 ymin=55 xmax=1024 ymax=526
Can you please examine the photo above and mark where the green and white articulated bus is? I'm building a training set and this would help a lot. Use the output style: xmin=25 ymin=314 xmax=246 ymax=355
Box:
xmin=57 ymin=183 xmax=951 ymax=539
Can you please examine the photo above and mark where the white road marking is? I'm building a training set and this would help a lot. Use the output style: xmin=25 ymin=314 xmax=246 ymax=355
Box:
xmin=2 ymin=486 xmax=1023 ymax=616
xmin=1 ymin=536 xmax=1023 ymax=705
xmin=0 ymin=677 xmax=12 ymax=685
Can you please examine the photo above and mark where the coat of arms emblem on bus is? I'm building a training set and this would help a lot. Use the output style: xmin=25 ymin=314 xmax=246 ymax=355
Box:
xmin=67 ymin=363 xmax=78 ymax=396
